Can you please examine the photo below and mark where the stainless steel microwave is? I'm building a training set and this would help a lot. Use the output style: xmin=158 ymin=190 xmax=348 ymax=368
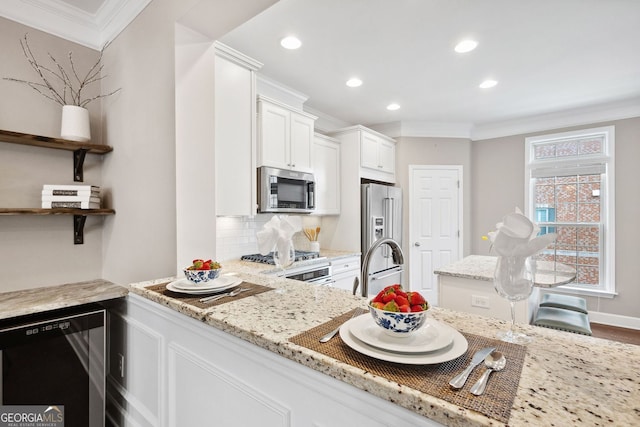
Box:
xmin=258 ymin=166 xmax=315 ymax=214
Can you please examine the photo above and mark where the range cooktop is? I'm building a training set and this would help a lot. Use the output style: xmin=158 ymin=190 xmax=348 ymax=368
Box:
xmin=241 ymin=250 xmax=320 ymax=265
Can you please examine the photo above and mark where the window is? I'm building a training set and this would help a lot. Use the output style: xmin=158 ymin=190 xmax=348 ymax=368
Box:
xmin=525 ymin=126 xmax=615 ymax=296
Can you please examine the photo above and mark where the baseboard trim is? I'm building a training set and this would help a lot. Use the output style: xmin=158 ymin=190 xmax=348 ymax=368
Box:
xmin=589 ymin=311 xmax=640 ymax=330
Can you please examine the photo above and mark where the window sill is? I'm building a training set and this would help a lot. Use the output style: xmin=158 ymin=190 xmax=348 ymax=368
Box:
xmin=551 ymin=285 xmax=617 ymax=299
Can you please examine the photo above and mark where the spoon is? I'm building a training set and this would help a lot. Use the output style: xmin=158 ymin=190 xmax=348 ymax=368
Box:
xmin=470 ymin=351 xmax=506 ymax=396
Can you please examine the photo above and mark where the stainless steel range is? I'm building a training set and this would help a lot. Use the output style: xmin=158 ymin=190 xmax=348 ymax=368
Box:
xmin=241 ymin=251 xmax=333 ymax=285
xmin=241 ymin=250 xmax=321 ymax=264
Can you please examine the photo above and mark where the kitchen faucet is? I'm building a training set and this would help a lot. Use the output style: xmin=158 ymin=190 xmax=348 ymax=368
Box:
xmin=353 ymin=237 xmax=405 ymax=297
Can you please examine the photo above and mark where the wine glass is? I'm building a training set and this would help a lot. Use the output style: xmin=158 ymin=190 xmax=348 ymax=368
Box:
xmin=494 ymin=256 xmax=535 ymax=344
xmin=273 ymin=239 xmax=295 ymax=293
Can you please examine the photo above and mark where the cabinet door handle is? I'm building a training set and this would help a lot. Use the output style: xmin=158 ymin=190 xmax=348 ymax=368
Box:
xmin=414 ymin=242 xmax=421 ymax=247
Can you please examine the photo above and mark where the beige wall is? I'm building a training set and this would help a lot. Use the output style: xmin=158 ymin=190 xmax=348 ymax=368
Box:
xmin=471 ymin=117 xmax=640 ymax=318
xmin=395 ymin=136 xmax=473 ymax=271
xmin=0 ymin=17 xmax=104 ymax=290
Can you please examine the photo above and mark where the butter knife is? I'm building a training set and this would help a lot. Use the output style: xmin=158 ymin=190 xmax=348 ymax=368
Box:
xmin=319 ymin=309 xmax=363 ymax=343
xmin=449 ymin=346 xmax=496 ymax=389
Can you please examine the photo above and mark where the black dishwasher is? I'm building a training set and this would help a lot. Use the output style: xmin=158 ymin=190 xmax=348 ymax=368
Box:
xmin=0 ymin=304 xmax=105 ymax=427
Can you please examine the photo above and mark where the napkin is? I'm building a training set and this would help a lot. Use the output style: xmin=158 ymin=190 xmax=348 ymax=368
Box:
xmin=487 ymin=208 xmax=556 ymax=257
xmin=256 ymin=215 xmax=302 ymax=256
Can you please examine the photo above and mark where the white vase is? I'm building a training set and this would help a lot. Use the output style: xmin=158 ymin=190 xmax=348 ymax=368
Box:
xmin=61 ymin=105 xmax=91 ymax=142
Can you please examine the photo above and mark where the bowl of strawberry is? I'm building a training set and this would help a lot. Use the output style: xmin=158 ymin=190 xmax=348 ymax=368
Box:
xmin=183 ymin=259 xmax=222 ymax=284
xmin=368 ymin=284 xmax=430 ymax=336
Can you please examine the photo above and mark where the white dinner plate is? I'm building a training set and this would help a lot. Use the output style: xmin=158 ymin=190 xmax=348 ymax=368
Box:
xmin=166 ymin=278 xmax=241 ymax=295
xmin=348 ymin=315 xmax=454 ymax=354
xmin=339 ymin=316 xmax=468 ymax=365
xmin=172 ymin=276 xmax=239 ymax=291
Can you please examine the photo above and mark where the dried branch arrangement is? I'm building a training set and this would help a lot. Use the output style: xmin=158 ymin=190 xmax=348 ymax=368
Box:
xmin=3 ymin=34 xmax=121 ymax=108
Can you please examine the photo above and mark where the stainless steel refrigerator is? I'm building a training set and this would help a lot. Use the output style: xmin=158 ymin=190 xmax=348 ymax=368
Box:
xmin=361 ymin=183 xmax=403 ymax=296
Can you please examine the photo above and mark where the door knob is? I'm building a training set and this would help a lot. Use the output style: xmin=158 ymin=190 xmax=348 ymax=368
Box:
xmin=414 ymin=242 xmax=421 ymax=247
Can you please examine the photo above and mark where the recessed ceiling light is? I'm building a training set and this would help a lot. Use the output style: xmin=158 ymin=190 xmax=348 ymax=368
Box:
xmin=346 ymin=77 xmax=362 ymax=87
xmin=386 ymin=103 xmax=400 ymax=111
xmin=280 ymin=36 xmax=301 ymax=50
xmin=454 ymin=39 xmax=478 ymax=53
xmin=479 ymin=79 xmax=498 ymax=89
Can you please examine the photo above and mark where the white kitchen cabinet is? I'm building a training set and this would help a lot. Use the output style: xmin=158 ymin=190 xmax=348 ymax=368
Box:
xmin=331 ymin=255 xmax=361 ymax=292
xmin=438 ymin=275 xmax=538 ymax=324
xmin=359 ymin=128 xmax=396 ymax=181
xmin=312 ymin=133 xmax=341 ymax=215
xmin=106 ymin=294 xmax=440 ymax=427
xmin=257 ymin=95 xmax=317 ymax=173
xmin=214 ymin=42 xmax=262 ymax=216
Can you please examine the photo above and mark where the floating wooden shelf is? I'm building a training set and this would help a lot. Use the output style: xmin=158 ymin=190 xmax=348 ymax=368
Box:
xmin=0 ymin=129 xmax=113 ymax=181
xmin=1 ymin=129 xmax=116 ymax=244
xmin=0 ymin=208 xmax=115 ymax=245
xmin=0 ymin=129 xmax=113 ymax=154
xmin=0 ymin=208 xmax=115 ymax=216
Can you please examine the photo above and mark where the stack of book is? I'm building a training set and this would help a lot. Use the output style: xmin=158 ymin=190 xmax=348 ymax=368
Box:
xmin=41 ymin=185 xmax=101 ymax=209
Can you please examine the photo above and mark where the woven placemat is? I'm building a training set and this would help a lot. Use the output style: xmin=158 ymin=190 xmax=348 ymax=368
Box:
xmin=145 ymin=281 xmax=272 ymax=309
xmin=289 ymin=309 xmax=527 ymax=424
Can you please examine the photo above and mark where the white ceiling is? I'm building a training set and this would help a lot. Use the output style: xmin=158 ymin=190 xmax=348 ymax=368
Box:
xmin=219 ymin=0 xmax=640 ymax=137
xmin=2 ymin=0 xmax=639 ymax=139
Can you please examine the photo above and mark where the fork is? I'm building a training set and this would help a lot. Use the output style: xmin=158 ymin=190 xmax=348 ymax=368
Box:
xmin=319 ymin=308 xmax=364 ymax=343
xmin=199 ymin=288 xmax=250 ymax=303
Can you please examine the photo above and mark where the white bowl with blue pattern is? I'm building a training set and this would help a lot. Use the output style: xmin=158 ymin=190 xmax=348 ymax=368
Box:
xmin=368 ymin=305 xmax=428 ymax=337
xmin=183 ymin=268 xmax=220 ymax=284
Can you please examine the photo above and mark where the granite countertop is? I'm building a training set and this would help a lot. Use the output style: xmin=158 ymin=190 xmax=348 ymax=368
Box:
xmin=0 ymin=279 xmax=128 ymax=321
xmin=434 ymin=255 xmax=577 ymax=288
xmin=127 ymin=267 xmax=639 ymax=427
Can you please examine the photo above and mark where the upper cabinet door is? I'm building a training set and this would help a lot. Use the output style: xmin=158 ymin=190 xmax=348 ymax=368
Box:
xmin=378 ymin=138 xmax=395 ymax=174
xmin=360 ymin=132 xmax=380 ymax=170
xmin=257 ymin=96 xmax=316 ymax=173
xmin=290 ymin=113 xmax=314 ymax=172
xmin=258 ymin=100 xmax=291 ymax=169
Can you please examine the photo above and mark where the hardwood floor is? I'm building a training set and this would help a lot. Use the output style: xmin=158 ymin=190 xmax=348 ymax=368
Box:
xmin=590 ymin=323 xmax=640 ymax=346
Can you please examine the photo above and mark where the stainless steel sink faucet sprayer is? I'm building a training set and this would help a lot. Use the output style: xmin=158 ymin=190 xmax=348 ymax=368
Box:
xmin=353 ymin=237 xmax=405 ymax=297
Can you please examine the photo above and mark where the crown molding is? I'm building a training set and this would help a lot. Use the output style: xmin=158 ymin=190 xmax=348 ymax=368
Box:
xmin=470 ymin=96 xmax=640 ymax=141
xmin=213 ymin=41 xmax=263 ymax=71
xmin=0 ymin=0 xmax=151 ymax=50
xmin=361 ymin=97 xmax=640 ymax=141
xmin=256 ymin=74 xmax=309 ymax=110
xmin=369 ymin=121 xmax=473 ymax=139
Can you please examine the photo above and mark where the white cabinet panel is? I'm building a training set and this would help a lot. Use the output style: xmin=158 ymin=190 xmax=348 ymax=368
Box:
xmin=259 ymin=100 xmax=291 ymax=170
xmin=258 ymin=96 xmax=317 ymax=173
xmin=213 ymin=42 xmax=261 ymax=217
xmin=331 ymin=255 xmax=360 ymax=292
xmin=312 ymin=134 xmax=340 ymax=215
xmin=168 ymin=344 xmax=290 ymax=427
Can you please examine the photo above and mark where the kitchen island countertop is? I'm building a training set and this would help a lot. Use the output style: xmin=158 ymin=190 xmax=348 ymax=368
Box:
xmin=127 ymin=266 xmax=639 ymax=427
xmin=435 ymin=255 xmax=577 ymax=287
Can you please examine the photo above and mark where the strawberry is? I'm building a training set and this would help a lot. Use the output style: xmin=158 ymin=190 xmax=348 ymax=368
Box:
xmin=407 ymin=291 xmax=426 ymax=306
xmin=395 ymin=295 xmax=409 ymax=307
xmin=382 ymin=300 xmax=399 ymax=312
xmin=410 ymin=304 xmax=424 ymax=312
xmin=371 ymin=302 xmax=385 ymax=310
xmin=382 ymin=291 xmax=396 ymax=303
xmin=192 ymin=260 xmax=203 ymax=270
xmin=399 ymin=304 xmax=410 ymax=313
xmin=372 ymin=290 xmax=386 ymax=303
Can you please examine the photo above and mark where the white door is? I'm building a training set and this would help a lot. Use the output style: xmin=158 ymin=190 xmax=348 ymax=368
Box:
xmin=409 ymin=166 xmax=462 ymax=306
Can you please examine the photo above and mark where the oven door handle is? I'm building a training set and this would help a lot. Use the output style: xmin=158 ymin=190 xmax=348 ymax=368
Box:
xmin=309 ymin=277 xmax=335 ymax=286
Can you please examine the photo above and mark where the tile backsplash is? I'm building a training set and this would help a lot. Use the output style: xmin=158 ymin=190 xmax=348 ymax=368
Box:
xmin=216 ymin=215 xmax=322 ymax=261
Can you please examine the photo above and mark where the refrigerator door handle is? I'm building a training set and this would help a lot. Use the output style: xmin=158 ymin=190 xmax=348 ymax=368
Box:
xmin=383 ymin=197 xmax=394 ymax=258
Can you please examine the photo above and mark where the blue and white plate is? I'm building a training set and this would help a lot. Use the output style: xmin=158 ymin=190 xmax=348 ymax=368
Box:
xmin=349 ymin=315 xmax=454 ymax=354
xmin=340 ymin=316 xmax=468 ymax=365
xmin=167 ymin=278 xmax=241 ymax=295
